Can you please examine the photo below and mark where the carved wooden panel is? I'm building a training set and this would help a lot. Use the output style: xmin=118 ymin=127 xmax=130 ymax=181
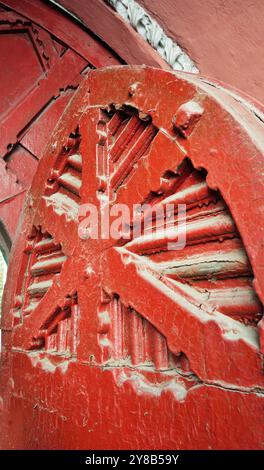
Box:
xmin=1 ymin=67 xmax=264 ymax=450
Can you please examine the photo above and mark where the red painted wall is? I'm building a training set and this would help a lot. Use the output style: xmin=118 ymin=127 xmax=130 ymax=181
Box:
xmin=139 ymin=0 xmax=264 ymax=103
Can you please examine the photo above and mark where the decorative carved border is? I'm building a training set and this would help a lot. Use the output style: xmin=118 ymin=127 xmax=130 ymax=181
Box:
xmin=107 ymin=0 xmax=199 ymax=73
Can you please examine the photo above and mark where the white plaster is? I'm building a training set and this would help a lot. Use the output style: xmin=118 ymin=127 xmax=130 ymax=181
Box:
xmin=29 ymin=352 xmax=70 ymax=374
xmin=117 ymin=369 xmax=188 ymax=401
xmin=107 ymin=0 xmax=198 ymax=73
xmin=98 ymin=311 xmax=111 ymax=323
xmin=85 ymin=264 xmax=95 ymax=276
xmin=59 ymin=172 xmax=81 ymax=191
xmin=23 ymin=300 xmax=40 ymax=314
xmin=100 ymin=337 xmax=111 ymax=347
xmin=138 ymin=267 xmax=259 ymax=348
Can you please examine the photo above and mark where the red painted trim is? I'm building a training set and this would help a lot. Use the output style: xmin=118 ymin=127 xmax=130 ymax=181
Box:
xmin=0 ymin=0 xmax=121 ymax=67
xmin=55 ymin=0 xmax=169 ymax=68
xmin=0 ymin=50 xmax=86 ymax=157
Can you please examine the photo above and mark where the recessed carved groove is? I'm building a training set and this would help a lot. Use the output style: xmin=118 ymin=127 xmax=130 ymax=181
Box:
xmin=44 ymin=128 xmax=82 ymax=220
xmin=30 ymin=292 xmax=79 ymax=356
xmin=12 ymin=227 xmax=67 ymax=324
xmin=123 ymin=159 xmax=263 ymax=326
xmin=98 ymin=293 xmax=197 ymax=382
xmin=96 ymin=107 xmax=158 ymax=199
xmin=107 ymin=0 xmax=198 ymax=73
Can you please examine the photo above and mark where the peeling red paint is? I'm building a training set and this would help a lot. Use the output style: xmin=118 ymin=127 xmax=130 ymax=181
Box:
xmin=0 ymin=67 xmax=263 ymax=449
xmin=0 ymin=0 xmax=121 ymax=245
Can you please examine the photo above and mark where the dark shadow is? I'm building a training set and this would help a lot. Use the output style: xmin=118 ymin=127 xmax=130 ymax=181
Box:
xmin=0 ymin=220 xmax=11 ymax=263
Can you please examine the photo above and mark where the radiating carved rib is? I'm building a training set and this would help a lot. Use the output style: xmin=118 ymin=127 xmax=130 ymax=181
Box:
xmin=67 ymin=153 xmax=82 ymax=172
xmin=34 ymin=237 xmax=60 ymax=254
xmin=129 ymin=308 xmax=145 ymax=365
xmin=124 ymin=245 xmax=260 ymax=323
xmin=34 ymin=294 xmax=80 ymax=355
xmin=27 ymin=279 xmax=53 ymax=297
xmin=115 ymin=134 xmax=194 ymax=211
xmin=160 ymin=181 xmax=211 ymax=206
xmin=155 ymin=248 xmax=251 ymax=280
xmin=107 ymin=111 xmax=125 ymax=135
xmin=13 ymin=227 xmax=68 ymax=320
xmin=44 ymin=192 xmax=80 ymax=221
xmin=143 ymin=200 xmax=227 ymax=235
xmin=152 ymin=327 xmax=169 ymax=370
xmin=23 ymin=300 xmax=40 ymax=315
xmin=119 ymin=149 xmax=262 ymax=326
xmin=205 ymin=287 xmax=262 ymax=318
xmin=109 ymin=296 xmax=124 ymax=360
xmin=110 ymin=123 xmax=157 ymax=191
xmin=43 ymin=309 xmax=68 ymax=337
xmin=57 ymin=318 xmax=69 ymax=353
xmin=30 ymin=255 xmax=67 ymax=276
xmin=109 ymin=115 xmax=144 ymax=162
xmin=103 ymin=296 xmax=177 ymax=371
xmin=43 ymin=131 xmax=82 ymax=218
xmin=70 ymin=304 xmax=80 ymax=355
xmin=126 ymin=211 xmax=235 ymax=254
xmin=58 ymin=170 xmax=82 ymax=196
xmin=95 ymin=108 xmax=158 ymax=199
xmin=167 ymin=277 xmax=262 ymax=320
xmin=13 ymin=257 xmax=78 ymax=350
xmin=101 ymin=247 xmax=263 ymax=387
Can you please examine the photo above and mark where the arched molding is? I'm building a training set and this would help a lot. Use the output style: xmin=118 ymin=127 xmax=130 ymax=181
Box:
xmin=107 ymin=0 xmax=198 ymax=72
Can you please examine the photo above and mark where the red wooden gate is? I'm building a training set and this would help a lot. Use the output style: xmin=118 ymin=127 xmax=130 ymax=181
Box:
xmin=0 ymin=0 xmax=120 ymax=244
xmin=0 ymin=66 xmax=264 ymax=449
